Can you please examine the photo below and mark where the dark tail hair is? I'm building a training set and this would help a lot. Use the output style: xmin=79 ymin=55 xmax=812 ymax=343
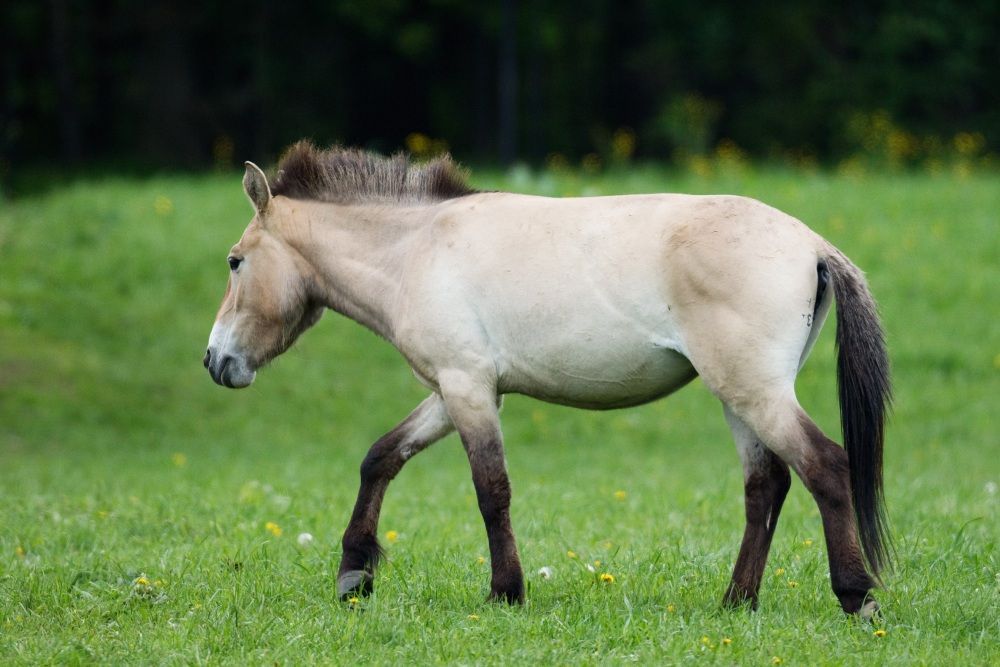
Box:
xmin=825 ymin=252 xmax=893 ymax=580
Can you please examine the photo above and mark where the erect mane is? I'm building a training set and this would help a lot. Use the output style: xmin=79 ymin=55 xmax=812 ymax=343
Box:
xmin=270 ymin=141 xmax=477 ymax=205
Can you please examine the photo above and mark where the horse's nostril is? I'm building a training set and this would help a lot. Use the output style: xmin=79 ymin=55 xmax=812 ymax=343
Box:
xmin=203 ymin=349 xmax=211 ymax=368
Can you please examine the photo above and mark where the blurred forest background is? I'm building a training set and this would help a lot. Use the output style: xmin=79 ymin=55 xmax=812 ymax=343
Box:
xmin=2 ymin=0 xmax=999 ymax=181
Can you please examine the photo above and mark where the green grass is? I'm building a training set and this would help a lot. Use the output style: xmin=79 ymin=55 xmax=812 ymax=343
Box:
xmin=1 ymin=165 xmax=997 ymax=665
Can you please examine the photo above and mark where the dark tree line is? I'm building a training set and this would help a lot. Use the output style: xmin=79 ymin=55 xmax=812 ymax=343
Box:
xmin=2 ymin=0 xmax=998 ymax=169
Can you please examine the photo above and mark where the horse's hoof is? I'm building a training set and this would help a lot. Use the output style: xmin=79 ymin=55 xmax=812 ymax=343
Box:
xmin=337 ymin=570 xmax=374 ymax=599
xmin=858 ymin=599 xmax=880 ymax=621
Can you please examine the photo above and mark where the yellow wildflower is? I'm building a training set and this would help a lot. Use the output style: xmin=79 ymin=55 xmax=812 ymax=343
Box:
xmin=666 ymin=604 xmax=676 ymax=613
xmin=788 ymin=581 xmax=799 ymax=588
xmin=775 ymin=567 xmax=785 ymax=576
xmin=171 ymin=452 xmax=187 ymax=467
xmin=467 ymin=614 xmax=480 ymax=620
xmin=153 ymin=195 xmax=174 ymax=216
xmin=15 ymin=546 xmax=25 ymax=559
xmin=385 ymin=530 xmax=399 ymax=543
xmin=594 ymin=560 xmax=601 ymax=567
xmin=599 ymin=572 xmax=615 ymax=583
xmin=802 ymin=539 xmax=813 ymax=547
xmin=772 ymin=657 xmax=783 ymax=665
xmin=874 ymin=629 xmax=887 ymax=638
xmin=134 ymin=576 xmax=150 ymax=587
xmin=265 ymin=521 xmax=282 ymax=537
xmin=613 ymin=490 xmax=626 ymax=500
xmin=476 ymin=555 xmax=486 ymax=565
xmin=405 ymin=133 xmax=431 ymax=156
xmin=722 ymin=637 xmax=732 ymax=646
xmin=566 ymin=550 xmax=577 ymax=559
xmin=700 ymin=635 xmax=711 ymax=645
xmin=347 ymin=596 xmax=360 ymax=605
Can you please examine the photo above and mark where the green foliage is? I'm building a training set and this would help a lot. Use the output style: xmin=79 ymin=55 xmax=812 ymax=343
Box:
xmin=0 ymin=168 xmax=998 ymax=663
xmin=3 ymin=1 xmax=999 ymax=167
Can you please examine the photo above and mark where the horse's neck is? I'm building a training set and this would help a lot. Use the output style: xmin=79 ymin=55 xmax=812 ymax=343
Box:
xmin=280 ymin=200 xmax=430 ymax=341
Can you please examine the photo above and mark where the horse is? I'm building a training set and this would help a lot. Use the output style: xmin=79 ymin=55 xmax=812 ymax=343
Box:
xmin=204 ymin=142 xmax=891 ymax=617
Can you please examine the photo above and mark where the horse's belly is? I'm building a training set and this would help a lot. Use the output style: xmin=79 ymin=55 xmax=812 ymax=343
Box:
xmin=499 ymin=341 xmax=697 ymax=410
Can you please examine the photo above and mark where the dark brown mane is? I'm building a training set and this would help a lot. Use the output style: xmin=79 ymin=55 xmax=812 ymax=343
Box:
xmin=270 ymin=141 xmax=476 ymax=205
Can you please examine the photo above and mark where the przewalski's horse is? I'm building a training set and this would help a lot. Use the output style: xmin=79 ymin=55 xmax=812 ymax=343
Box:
xmin=204 ymin=142 xmax=891 ymax=616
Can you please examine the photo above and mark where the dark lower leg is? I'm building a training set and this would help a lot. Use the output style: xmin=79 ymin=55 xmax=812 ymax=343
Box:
xmin=338 ymin=398 xmax=450 ymax=598
xmin=466 ymin=441 xmax=523 ymax=603
xmin=337 ymin=441 xmax=402 ymax=597
xmin=798 ymin=423 xmax=877 ymax=614
xmin=724 ymin=450 xmax=791 ymax=609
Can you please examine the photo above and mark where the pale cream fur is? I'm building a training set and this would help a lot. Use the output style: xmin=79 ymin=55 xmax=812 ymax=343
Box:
xmin=208 ymin=168 xmax=838 ymax=468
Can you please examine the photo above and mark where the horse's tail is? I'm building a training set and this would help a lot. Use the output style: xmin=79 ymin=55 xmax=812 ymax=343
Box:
xmin=824 ymin=250 xmax=893 ymax=580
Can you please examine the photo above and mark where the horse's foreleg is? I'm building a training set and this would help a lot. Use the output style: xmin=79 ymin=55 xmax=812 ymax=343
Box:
xmin=722 ymin=407 xmax=791 ymax=610
xmin=337 ymin=393 xmax=453 ymax=599
xmin=440 ymin=371 xmax=524 ymax=604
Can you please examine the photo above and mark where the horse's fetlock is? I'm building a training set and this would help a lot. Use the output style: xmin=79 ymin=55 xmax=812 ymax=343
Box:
xmin=489 ymin=574 xmax=525 ymax=605
xmin=341 ymin=532 xmax=383 ymax=569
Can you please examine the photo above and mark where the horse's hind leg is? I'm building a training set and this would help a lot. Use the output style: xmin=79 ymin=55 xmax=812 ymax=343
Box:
xmin=729 ymin=398 xmax=878 ymax=616
xmin=793 ymin=412 xmax=878 ymax=616
xmin=722 ymin=407 xmax=791 ymax=609
xmin=337 ymin=393 xmax=454 ymax=599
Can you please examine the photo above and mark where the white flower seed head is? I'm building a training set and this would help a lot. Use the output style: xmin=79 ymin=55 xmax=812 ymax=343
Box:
xmin=537 ymin=566 xmax=553 ymax=579
xmin=297 ymin=532 xmax=314 ymax=547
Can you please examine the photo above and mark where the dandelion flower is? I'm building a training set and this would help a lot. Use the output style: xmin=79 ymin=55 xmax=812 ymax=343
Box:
xmin=132 ymin=575 xmax=159 ymax=599
xmin=347 ymin=596 xmax=360 ymax=605
xmin=788 ymin=581 xmax=799 ymax=588
xmin=154 ymin=195 xmax=174 ymax=216
xmin=537 ymin=566 xmax=553 ymax=579
xmin=171 ymin=452 xmax=187 ymax=467
xmin=265 ymin=521 xmax=282 ymax=537
xmin=566 ymin=550 xmax=577 ymax=559
xmin=666 ymin=604 xmax=676 ymax=613
xmin=700 ymin=635 xmax=711 ymax=645
xmin=594 ymin=560 xmax=601 ymax=567
xmin=297 ymin=532 xmax=314 ymax=547
xmin=385 ymin=530 xmax=399 ymax=543
xmin=775 ymin=567 xmax=785 ymax=576
xmin=476 ymin=555 xmax=486 ymax=565
xmin=599 ymin=572 xmax=615 ymax=583
xmin=772 ymin=657 xmax=783 ymax=665
xmin=613 ymin=490 xmax=626 ymax=500
xmin=802 ymin=539 xmax=813 ymax=547
xmin=722 ymin=637 xmax=732 ymax=646
xmin=15 ymin=546 xmax=25 ymax=559
xmin=874 ymin=629 xmax=887 ymax=638
xmin=468 ymin=614 xmax=480 ymax=620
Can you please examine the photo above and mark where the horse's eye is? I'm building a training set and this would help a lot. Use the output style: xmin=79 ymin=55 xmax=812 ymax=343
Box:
xmin=228 ymin=256 xmax=242 ymax=271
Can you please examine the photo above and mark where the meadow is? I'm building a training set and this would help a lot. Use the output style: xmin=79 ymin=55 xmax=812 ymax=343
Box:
xmin=1 ymin=163 xmax=997 ymax=665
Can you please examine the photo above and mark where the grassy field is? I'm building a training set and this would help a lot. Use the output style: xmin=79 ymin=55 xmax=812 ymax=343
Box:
xmin=1 ymin=164 xmax=997 ymax=665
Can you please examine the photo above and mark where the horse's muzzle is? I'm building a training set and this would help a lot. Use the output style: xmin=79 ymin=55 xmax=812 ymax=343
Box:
xmin=204 ymin=348 xmax=256 ymax=388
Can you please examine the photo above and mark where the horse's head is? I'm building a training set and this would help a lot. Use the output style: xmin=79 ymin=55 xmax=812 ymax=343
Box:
xmin=204 ymin=162 xmax=324 ymax=388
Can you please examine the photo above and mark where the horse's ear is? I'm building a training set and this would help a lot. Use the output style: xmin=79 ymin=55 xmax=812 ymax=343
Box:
xmin=243 ymin=161 xmax=272 ymax=214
